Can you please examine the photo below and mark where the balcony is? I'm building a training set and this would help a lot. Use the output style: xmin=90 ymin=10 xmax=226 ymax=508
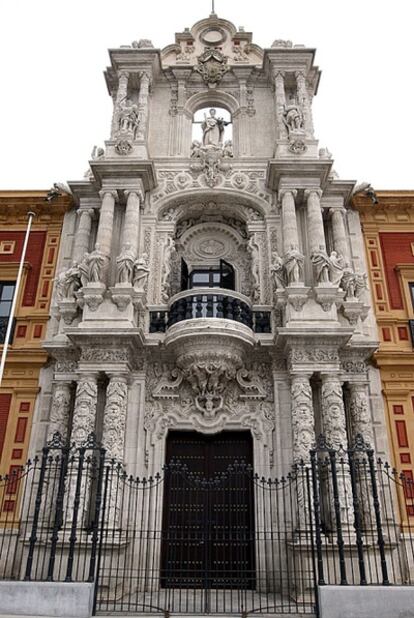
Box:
xmin=150 ymin=289 xmax=271 ymax=335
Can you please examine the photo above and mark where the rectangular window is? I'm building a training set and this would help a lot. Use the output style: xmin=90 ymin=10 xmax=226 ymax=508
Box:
xmin=409 ymin=283 xmax=414 ymax=311
xmin=0 ymin=282 xmax=16 ymax=344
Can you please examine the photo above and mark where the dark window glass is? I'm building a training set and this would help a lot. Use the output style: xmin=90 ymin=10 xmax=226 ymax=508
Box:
xmin=0 ymin=282 xmax=15 ymax=318
xmin=410 ymin=283 xmax=414 ymax=310
xmin=189 ymin=265 xmax=235 ymax=290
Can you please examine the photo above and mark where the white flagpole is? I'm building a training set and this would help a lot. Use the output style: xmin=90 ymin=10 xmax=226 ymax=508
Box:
xmin=0 ymin=211 xmax=35 ymax=387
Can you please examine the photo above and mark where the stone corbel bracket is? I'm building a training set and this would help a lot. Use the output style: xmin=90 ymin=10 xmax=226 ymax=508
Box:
xmin=236 ymin=368 xmax=267 ymax=399
xmin=152 ymin=368 xmax=183 ymax=399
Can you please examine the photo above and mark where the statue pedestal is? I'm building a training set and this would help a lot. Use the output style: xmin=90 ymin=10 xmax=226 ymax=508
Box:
xmin=341 ymin=299 xmax=365 ymax=326
xmin=57 ymin=299 xmax=79 ymax=325
xmin=286 ymin=285 xmax=310 ymax=315
xmin=79 ymin=283 xmax=106 ymax=313
xmin=109 ymin=285 xmax=146 ymax=314
xmin=314 ymin=283 xmax=340 ymax=312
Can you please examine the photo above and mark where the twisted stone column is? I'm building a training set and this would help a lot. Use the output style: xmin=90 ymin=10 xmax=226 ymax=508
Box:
xmin=305 ymin=189 xmax=325 ymax=253
xmin=295 ymin=71 xmax=314 ymax=137
xmin=274 ymin=71 xmax=287 ymax=139
xmin=280 ymin=189 xmax=299 ymax=254
xmin=72 ymin=209 xmax=94 ymax=264
xmin=329 ymin=207 xmax=350 ymax=263
xmin=111 ymin=70 xmax=129 ymax=138
xmin=96 ymin=190 xmax=117 ymax=257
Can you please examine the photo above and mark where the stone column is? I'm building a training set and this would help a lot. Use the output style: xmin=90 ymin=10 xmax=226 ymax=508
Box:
xmin=47 ymin=381 xmax=72 ymax=442
xmin=72 ymin=209 xmax=94 ymax=264
xmin=102 ymin=374 xmax=128 ymax=524
xmin=305 ymin=189 xmax=326 ymax=254
xmin=280 ymin=189 xmax=299 ymax=254
xmin=291 ymin=373 xmax=315 ymax=463
xmin=295 ymin=71 xmax=314 ymax=137
xmin=291 ymin=372 xmax=315 ymax=529
xmin=111 ymin=71 xmax=129 ymax=138
xmin=136 ymin=72 xmax=150 ymax=141
xmin=70 ymin=374 xmax=98 ymax=444
xmin=321 ymin=373 xmax=353 ymax=525
xmin=329 ymin=207 xmax=350 ymax=263
xmin=274 ymin=71 xmax=287 ymax=139
xmin=120 ymin=190 xmax=142 ymax=256
xmin=96 ymin=190 xmax=117 ymax=256
xmin=348 ymin=382 xmax=374 ymax=447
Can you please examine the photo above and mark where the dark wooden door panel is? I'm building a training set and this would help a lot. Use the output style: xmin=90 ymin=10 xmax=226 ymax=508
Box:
xmin=161 ymin=431 xmax=255 ymax=589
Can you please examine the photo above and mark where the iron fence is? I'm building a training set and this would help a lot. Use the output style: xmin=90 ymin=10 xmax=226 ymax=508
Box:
xmin=1 ymin=433 xmax=414 ymax=616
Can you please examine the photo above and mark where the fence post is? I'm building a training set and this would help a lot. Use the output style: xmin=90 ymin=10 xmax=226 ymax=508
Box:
xmin=367 ymin=448 xmax=390 ymax=585
xmin=92 ymin=462 xmax=110 ymax=616
xmin=65 ymin=444 xmax=87 ymax=582
xmin=329 ymin=449 xmax=348 ymax=585
xmin=88 ymin=445 xmax=106 ymax=582
xmin=24 ymin=445 xmax=50 ymax=580
xmin=310 ymin=447 xmax=325 ymax=585
xmin=306 ymin=465 xmax=320 ymax=616
xmin=348 ymin=436 xmax=367 ymax=585
xmin=46 ymin=437 xmax=70 ymax=581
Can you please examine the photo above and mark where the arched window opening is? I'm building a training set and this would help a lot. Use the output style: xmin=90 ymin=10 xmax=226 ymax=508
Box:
xmin=192 ymin=107 xmax=232 ymax=146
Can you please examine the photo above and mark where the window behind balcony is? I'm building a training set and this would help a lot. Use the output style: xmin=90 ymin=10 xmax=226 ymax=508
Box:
xmin=182 ymin=260 xmax=235 ymax=291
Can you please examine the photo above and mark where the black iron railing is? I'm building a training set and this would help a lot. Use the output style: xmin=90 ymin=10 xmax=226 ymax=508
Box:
xmin=149 ymin=293 xmax=271 ymax=334
xmin=2 ymin=434 xmax=414 ymax=615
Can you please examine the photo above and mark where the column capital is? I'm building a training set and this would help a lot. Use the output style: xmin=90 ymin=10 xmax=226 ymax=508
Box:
xmin=328 ymin=206 xmax=346 ymax=218
xmin=273 ymin=69 xmax=285 ymax=80
xmin=295 ymin=70 xmax=306 ymax=80
xmin=77 ymin=208 xmax=95 ymax=218
xmin=290 ymin=371 xmax=313 ymax=381
xmin=118 ymin=70 xmax=129 ymax=81
xmin=125 ymin=188 xmax=144 ymax=202
xmin=78 ymin=372 xmax=99 ymax=383
xmin=99 ymin=189 xmax=117 ymax=201
xmin=304 ymin=188 xmax=322 ymax=200
xmin=279 ymin=188 xmax=297 ymax=201
xmin=107 ymin=372 xmax=128 ymax=384
xmin=320 ymin=372 xmax=343 ymax=385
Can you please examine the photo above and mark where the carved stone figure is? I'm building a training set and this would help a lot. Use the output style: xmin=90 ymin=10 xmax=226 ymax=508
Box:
xmin=222 ymin=140 xmax=234 ymax=158
xmin=247 ymin=234 xmax=260 ymax=301
xmin=87 ymin=244 xmax=108 ymax=284
xmin=160 ymin=236 xmax=175 ymax=302
xmin=190 ymin=140 xmax=202 ymax=158
xmin=71 ymin=379 xmax=98 ymax=445
xmin=341 ymin=265 xmax=368 ymax=300
xmin=116 ymin=243 xmax=135 ymax=285
xmin=328 ymin=251 xmax=345 ymax=286
xmin=291 ymin=375 xmax=314 ymax=463
xmin=194 ymin=49 xmax=229 ymax=86
xmin=311 ymin=246 xmax=331 ymax=284
xmin=132 ymin=39 xmax=154 ymax=48
xmin=78 ymin=253 xmax=90 ymax=288
xmin=283 ymin=104 xmax=304 ymax=134
xmin=117 ymin=98 xmax=140 ymax=139
xmin=102 ymin=378 xmax=128 ymax=462
xmin=283 ymin=246 xmax=304 ymax=284
xmin=48 ymin=382 xmax=72 ymax=440
xmin=201 ymin=109 xmax=228 ymax=146
xmin=133 ymin=253 xmax=150 ymax=290
xmin=270 ymin=251 xmax=287 ymax=290
xmin=55 ymin=264 xmax=81 ymax=301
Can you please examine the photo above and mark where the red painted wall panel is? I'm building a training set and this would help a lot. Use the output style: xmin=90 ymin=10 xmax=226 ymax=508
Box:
xmin=379 ymin=233 xmax=414 ymax=310
xmin=0 ymin=231 xmax=46 ymax=307
xmin=0 ymin=394 xmax=12 ymax=460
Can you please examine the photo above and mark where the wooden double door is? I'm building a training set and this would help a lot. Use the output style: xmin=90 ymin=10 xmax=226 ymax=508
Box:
xmin=161 ymin=431 xmax=255 ymax=589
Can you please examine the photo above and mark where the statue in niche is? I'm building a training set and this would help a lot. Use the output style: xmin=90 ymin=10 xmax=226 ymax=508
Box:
xmin=201 ymin=108 xmax=229 ymax=146
xmin=133 ymin=253 xmax=150 ymax=290
xmin=116 ymin=243 xmax=135 ymax=285
xmin=118 ymin=98 xmax=140 ymax=139
xmin=160 ymin=236 xmax=176 ymax=302
xmin=283 ymin=104 xmax=304 ymax=135
xmin=247 ymin=234 xmax=260 ymax=301
xmin=283 ymin=245 xmax=304 ymax=284
xmin=270 ymin=252 xmax=287 ymax=290
xmin=310 ymin=245 xmax=331 ymax=284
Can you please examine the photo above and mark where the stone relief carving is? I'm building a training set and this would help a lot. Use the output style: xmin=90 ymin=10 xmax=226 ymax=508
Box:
xmin=152 ymin=169 xmax=271 ymax=203
xmin=283 ymin=104 xmax=304 ymax=135
xmin=247 ymin=233 xmax=260 ymax=302
xmin=232 ymin=42 xmax=250 ymax=62
xmin=71 ymin=379 xmax=98 ymax=444
xmin=132 ymin=39 xmax=154 ymax=48
xmin=80 ymin=348 xmax=129 ymax=363
xmin=190 ymin=140 xmax=233 ymax=188
xmin=194 ymin=49 xmax=230 ymax=86
xmin=272 ymin=40 xmax=293 ymax=48
xmin=55 ymin=359 xmax=78 ymax=373
xmin=349 ymin=384 xmax=374 ymax=446
xmin=160 ymin=236 xmax=176 ymax=302
xmin=176 ymin=43 xmax=195 ymax=63
xmin=176 ymin=214 xmax=247 ymax=239
xmin=288 ymin=348 xmax=340 ymax=368
xmin=144 ymin=357 xmax=274 ymax=441
xmin=48 ymin=383 xmax=72 ymax=440
xmin=291 ymin=375 xmax=314 ymax=462
xmin=102 ymin=378 xmax=128 ymax=461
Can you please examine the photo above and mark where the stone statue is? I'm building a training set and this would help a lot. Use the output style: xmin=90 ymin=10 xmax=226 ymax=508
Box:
xmin=311 ymin=246 xmax=330 ymax=284
xmin=78 ymin=253 xmax=90 ymax=288
xmin=161 ymin=236 xmax=176 ymax=302
xmin=328 ymin=251 xmax=345 ymax=286
xmin=283 ymin=245 xmax=304 ymax=285
xmin=55 ymin=264 xmax=81 ymax=301
xmin=116 ymin=243 xmax=135 ymax=285
xmin=87 ymin=244 xmax=108 ymax=284
xmin=283 ymin=104 xmax=304 ymax=134
xmin=222 ymin=140 xmax=234 ymax=158
xmin=133 ymin=253 xmax=150 ymax=290
xmin=201 ymin=108 xmax=228 ymax=146
xmin=118 ymin=98 xmax=139 ymax=138
xmin=190 ymin=140 xmax=202 ymax=158
xmin=247 ymin=234 xmax=260 ymax=301
xmin=270 ymin=251 xmax=287 ymax=290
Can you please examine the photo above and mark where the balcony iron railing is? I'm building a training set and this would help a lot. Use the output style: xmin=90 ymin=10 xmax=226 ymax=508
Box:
xmin=150 ymin=291 xmax=271 ymax=334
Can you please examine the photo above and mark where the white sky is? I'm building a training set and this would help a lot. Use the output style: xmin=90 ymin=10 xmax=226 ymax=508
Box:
xmin=0 ymin=0 xmax=413 ymax=190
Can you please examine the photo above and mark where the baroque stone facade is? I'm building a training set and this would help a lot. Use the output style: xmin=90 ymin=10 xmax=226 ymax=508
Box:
xmin=30 ymin=12 xmax=388 ymax=492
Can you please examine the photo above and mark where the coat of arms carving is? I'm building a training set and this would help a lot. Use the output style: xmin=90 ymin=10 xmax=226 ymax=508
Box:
xmin=194 ymin=49 xmax=230 ymax=87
